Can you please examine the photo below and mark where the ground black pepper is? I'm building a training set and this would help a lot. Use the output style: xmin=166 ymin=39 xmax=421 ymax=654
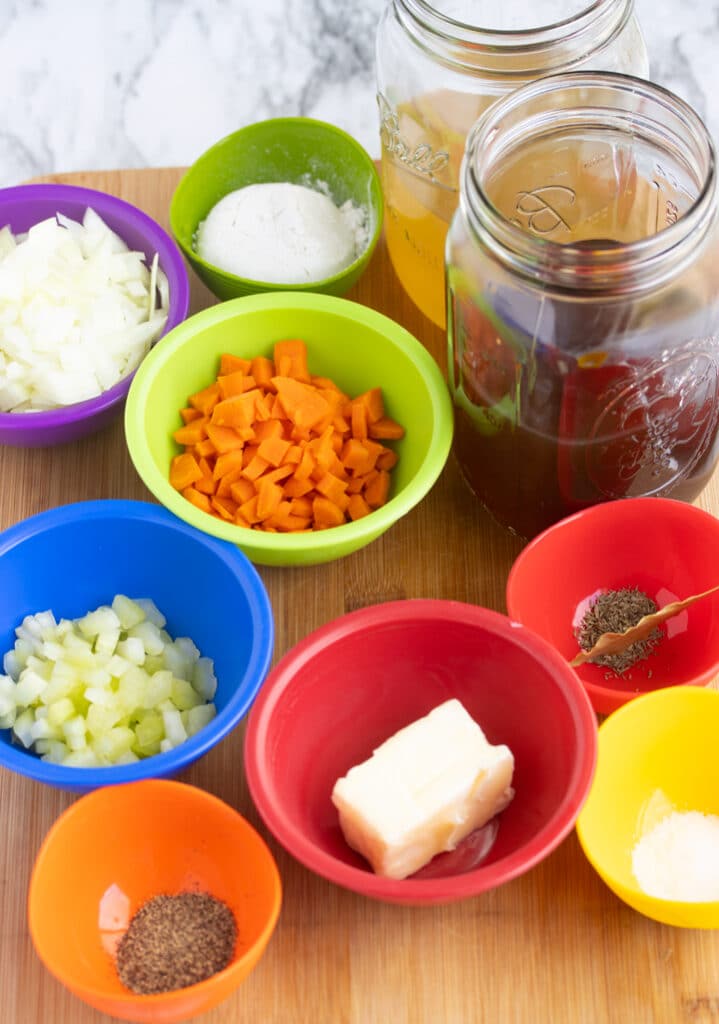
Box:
xmin=576 ymin=587 xmax=663 ymax=674
xmin=116 ymin=892 xmax=237 ymax=995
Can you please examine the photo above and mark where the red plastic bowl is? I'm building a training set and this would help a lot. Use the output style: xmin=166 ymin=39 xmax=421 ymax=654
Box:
xmin=244 ymin=599 xmax=597 ymax=905
xmin=506 ymin=498 xmax=719 ymax=715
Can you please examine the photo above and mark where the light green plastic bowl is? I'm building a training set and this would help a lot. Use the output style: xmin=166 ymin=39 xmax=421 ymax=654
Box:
xmin=124 ymin=293 xmax=453 ymax=566
xmin=170 ymin=117 xmax=383 ymax=301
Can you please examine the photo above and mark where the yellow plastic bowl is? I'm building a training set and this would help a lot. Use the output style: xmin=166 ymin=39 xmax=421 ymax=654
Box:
xmin=576 ymin=686 xmax=719 ymax=928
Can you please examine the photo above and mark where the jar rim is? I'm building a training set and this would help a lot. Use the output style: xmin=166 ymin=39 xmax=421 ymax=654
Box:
xmin=460 ymin=72 xmax=718 ymax=294
xmin=394 ymin=0 xmax=634 ymax=75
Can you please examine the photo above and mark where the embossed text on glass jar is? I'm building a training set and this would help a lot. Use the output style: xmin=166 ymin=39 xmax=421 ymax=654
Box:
xmin=446 ymin=73 xmax=719 ymax=539
xmin=375 ymin=0 xmax=649 ymax=328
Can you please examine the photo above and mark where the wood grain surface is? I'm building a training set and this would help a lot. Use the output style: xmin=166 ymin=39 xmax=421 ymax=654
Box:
xmin=2 ymin=167 xmax=719 ymax=1024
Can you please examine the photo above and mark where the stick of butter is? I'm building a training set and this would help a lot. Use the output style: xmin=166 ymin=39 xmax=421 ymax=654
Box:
xmin=331 ymin=698 xmax=515 ymax=880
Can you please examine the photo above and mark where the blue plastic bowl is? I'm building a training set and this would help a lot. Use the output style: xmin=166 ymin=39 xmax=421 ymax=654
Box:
xmin=0 ymin=500 xmax=274 ymax=792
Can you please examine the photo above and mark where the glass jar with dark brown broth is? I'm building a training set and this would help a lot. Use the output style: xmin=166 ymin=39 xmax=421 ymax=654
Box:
xmin=446 ymin=73 xmax=719 ymax=539
xmin=376 ymin=0 xmax=649 ymax=329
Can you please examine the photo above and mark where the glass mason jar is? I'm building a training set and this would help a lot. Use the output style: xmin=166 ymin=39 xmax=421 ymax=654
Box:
xmin=446 ymin=73 xmax=719 ymax=540
xmin=376 ymin=0 xmax=649 ymax=329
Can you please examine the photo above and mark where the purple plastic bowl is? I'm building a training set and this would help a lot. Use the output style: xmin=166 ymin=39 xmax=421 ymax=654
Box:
xmin=0 ymin=183 xmax=191 ymax=447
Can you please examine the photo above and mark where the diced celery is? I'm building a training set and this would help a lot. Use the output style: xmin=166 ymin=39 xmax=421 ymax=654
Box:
xmin=94 ymin=628 xmax=120 ymax=658
xmin=14 ymin=670 xmax=47 ymax=707
xmin=134 ymin=711 xmax=164 ymax=750
xmin=143 ymin=654 xmax=165 ymax=675
xmin=117 ymin=666 xmax=148 ymax=712
xmin=13 ymin=709 xmax=35 ymax=748
xmin=187 ymin=703 xmax=216 ymax=737
xmin=174 ymin=636 xmax=200 ymax=665
xmin=62 ymin=715 xmax=87 ymax=751
xmin=171 ymin=677 xmax=203 ymax=711
xmin=63 ymin=749 xmax=100 ymax=767
xmin=192 ymin=657 xmax=217 ymax=700
xmin=128 ymin=621 xmax=165 ymax=657
xmin=162 ymin=642 xmax=190 ymax=680
xmin=93 ymin=726 xmax=135 ymax=763
xmin=141 ymin=670 xmax=172 ymax=709
xmin=0 ymin=708 xmax=17 ymax=729
xmin=116 ymin=637 xmax=145 ymax=665
xmin=39 ymin=640 xmax=65 ymax=662
xmin=111 ymin=595 xmax=146 ymax=630
xmin=162 ymin=708 xmax=187 ymax=746
xmin=84 ymin=685 xmax=116 ymax=707
xmin=113 ymin=750 xmax=140 ymax=765
xmin=3 ymin=649 xmax=22 ymax=679
xmin=47 ymin=697 xmax=75 ymax=730
xmin=86 ymin=703 xmax=123 ymax=736
xmin=135 ymin=598 xmax=166 ymax=629
xmin=41 ymin=740 xmax=69 ymax=763
xmin=107 ymin=654 xmax=131 ymax=678
xmin=77 ymin=606 xmax=121 ymax=639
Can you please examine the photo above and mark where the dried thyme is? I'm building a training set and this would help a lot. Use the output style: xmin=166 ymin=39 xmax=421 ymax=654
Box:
xmin=576 ymin=587 xmax=663 ymax=674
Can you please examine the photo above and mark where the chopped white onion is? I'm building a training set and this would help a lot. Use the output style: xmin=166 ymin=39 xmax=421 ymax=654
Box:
xmin=0 ymin=209 xmax=170 ymax=412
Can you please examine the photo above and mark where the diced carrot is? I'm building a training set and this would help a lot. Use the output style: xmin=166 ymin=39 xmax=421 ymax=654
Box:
xmin=256 ymin=479 xmax=284 ymax=520
xmin=283 ymin=444 xmax=302 ymax=465
xmin=211 ymin=390 xmax=259 ymax=429
xmin=274 ymin=339 xmax=310 ymax=382
xmin=182 ymin=486 xmax=212 ymax=514
xmin=170 ymin=453 xmax=202 ymax=491
xmin=220 ymin=354 xmax=251 ymax=375
xmin=211 ymin=496 xmax=239 ymax=521
xmin=194 ymin=473 xmax=216 ymax=496
xmin=216 ymin=466 xmax=245 ymax=498
xmin=242 ymin=454 xmax=270 ymax=482
xmin=257 ymin=434 xmax=291 ymax=467
xmin=213 ymin=449 xmax=245 ymax=481
xmin=313 ymin=496 xmax=346 ymax=528
xmin=234 ymin=513 xmax=252 ymax=529
xmin=369 ymin=416 xmax=405 ymax=440
xmin=189 ymin=383 xmax=221 ymax=416
xmin=273 ymin=377 xmax=330 ymax=431
xmin=254 ymin=419 xmax=285 ymax=442
xmin=239 ymin=496 xmax=262 ymax=525
xmin=261 ymin=464 xmax=294 ymax=486
xmin=315 ymin=472 xmax=348 ymax=508
xmin=341 ymin=438 xmax=372 ymax=474
xmin=251 ymin=356 xmax=275 ymax=389
xmin=355 ymin=388 xmax=384 ymax=424
xmin=347 ymin=494 xmax=372 ymax=521
xmin=194 ymin=438 xmax=217 ymax=459
xmin=283 ymin=475 xmax=314 ymax=498
xmin=351 ymin=402 xmax=368 ymax=440
xmin=376 ymin=447 xmax=398 ymax=471
xmin=206 ymin=423 xmax=245 ymax=455
xmin=217 ymin=371 xmax=249 ymax=400
xmin=290 ymin=496 xmax=313 ymax=518
xmin=230 ymin=477 xmax=256 ymax=505
xmin=180 ymin=407 xmax=203 ymax=424
xmin=293 ymin=447 xmax=316 ymax=482
xmin=364 ymin=469 xmax=391 ymax=508
xmin=173 ymin=418 xmax=208 ymax=446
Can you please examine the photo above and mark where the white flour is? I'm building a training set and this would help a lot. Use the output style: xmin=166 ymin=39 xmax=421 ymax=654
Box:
xmin=632 ymin=810 xmax=719 ymax=901
xmin=196 ymin=182 xmax=369 ymax=285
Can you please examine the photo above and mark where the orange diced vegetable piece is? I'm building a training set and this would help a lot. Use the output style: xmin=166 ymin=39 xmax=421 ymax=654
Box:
xmin=206 ymin=423 xmax=245 ymax=455
xmin=239 ymin=496 xmax=262 ymax=525
xmin=216 ymin=466 xmax=245 ymax=498
xmin=294 ymin=447 xmax=316 ymax=482
xmin=273 ymin=377 xmax=331 ymax=431
xmin=364 ymin=469 xmax=391 ymax=508
xmin=313 ymin=496 xmax=346 ymax=528
xmin=213 ymin=449 xmax=245 ymax=481
xmin=351 ymin=402 xmax=368 ymax=440
xmin=283 ymin=475 xmax=315 ymax=498
xmin=315 ymin=472 xmax=348 ymax=508
xmin=256 ymin=479 xmax=284 ymax=520
xmin=189 ymin=383 xmax=221 ymax=416
xmin=211 ymin=496 xmax=239 ymax=521
xmin=257 ymin=434 xmax=291 ymax=467
xmin=355 ymin=388 xmax=384 ymax=424
xmin=234 ymin=513 xmax=252 ymax=529
xmin=170 ymin=453 xmax=203 ymax=491
xmin=274 ymin=339 xmax=310 ymax=382
xmin=220 ymin=354 xmax=251 ymax=375
xmin=251 ymin=356 xmax=275 ymax=389
xmin=254 ymin=418 xmax=285 ymax=442
xmin=180 ymin=407 xmax=202 ymax=424
xmin=283 ymin=444 xmax=302 ymax=465
xmin=348 ymin=494 xmax=372 ymax=521
xmin=173 ymin=418 xmax=208 ymax=446
xmin=341 ymin=438 xmax=371 ymax=474
xmin=194 ymin=438 xmax=216 ymax=459
xmin=376 ymin=447 xmax=398 ymax=471
xmin=217 ymin=371 xmax=249 ymax=400
xmin=369 ymin=416 xmax=405 ymax=440
xmin=230 ymin=478 xmax=256 ymax=505
xmin=262 ymin=464 xmax=294 ymax=486
xmin=211 ymin=390 xmax=260 ymax=428
xmin=290 ymin=496 xmax=313 ymax=518
xmin=194 ymin=473 xmax=216 ymax=496
xmin=182 ymin=486 xmax=212 ymax=514
xmin=242 ymin=454 xmax=270 ymax=482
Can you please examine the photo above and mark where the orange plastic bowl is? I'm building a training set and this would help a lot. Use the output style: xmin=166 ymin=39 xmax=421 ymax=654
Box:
xmin=28 ymin=780 xmax=282 ymax=1023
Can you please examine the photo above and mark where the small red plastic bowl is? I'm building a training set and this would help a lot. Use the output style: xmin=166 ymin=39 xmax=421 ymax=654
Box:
xmin=506 ymin=497 xmax=719 ymax=715
xmin=244 ymin=599 xmax=597 ymax=905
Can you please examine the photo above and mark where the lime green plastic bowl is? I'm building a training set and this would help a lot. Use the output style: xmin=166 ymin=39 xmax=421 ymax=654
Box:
xmin=170 ymin=118 xmax=383 ymax=301
xmin=124 ymin=293 xmax=453 ymax=566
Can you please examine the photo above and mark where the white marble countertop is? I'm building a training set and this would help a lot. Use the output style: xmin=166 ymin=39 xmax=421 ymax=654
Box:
xmin=0 ymin=0 xmax=716 ymax=186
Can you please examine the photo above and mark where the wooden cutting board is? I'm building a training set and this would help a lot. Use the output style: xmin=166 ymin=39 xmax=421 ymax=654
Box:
xmin=1 ymin=167 xmax=719 ymax=1024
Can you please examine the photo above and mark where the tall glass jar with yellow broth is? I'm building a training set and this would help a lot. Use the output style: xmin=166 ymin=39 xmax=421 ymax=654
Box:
xmin=446 ymin=73 xmax=719 ymax=540
xmin=375 ymin=0 xmax=649 ymax=328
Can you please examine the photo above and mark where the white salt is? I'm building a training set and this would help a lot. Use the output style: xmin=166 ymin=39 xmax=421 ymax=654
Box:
xmin=632 ymin=810 xmax=719 ymax=902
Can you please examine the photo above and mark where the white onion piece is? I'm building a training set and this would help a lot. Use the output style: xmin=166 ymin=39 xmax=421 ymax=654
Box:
xmin=0 ymin=209 xmax=170 ymax=412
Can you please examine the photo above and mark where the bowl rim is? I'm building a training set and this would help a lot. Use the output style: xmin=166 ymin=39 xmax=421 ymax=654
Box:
xmin=0 ymin=182 xmax=191 ymax=431
xmin=575 ymin=685 xmax=719 ymax=912
xmin=124 ymin=291 xmax=454 ymax=559
xmin=244 ymin=598 xmax=598 ymax=903
xmin=0 ymin=499 xmax=274 ymax=788
xmin=28 ymin=778 xmax=283 ymax=1006
xmin=505 ymin=496 xmax=719 ymax=709
xmin=169 ymin=115 xmax=384 ymax=292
